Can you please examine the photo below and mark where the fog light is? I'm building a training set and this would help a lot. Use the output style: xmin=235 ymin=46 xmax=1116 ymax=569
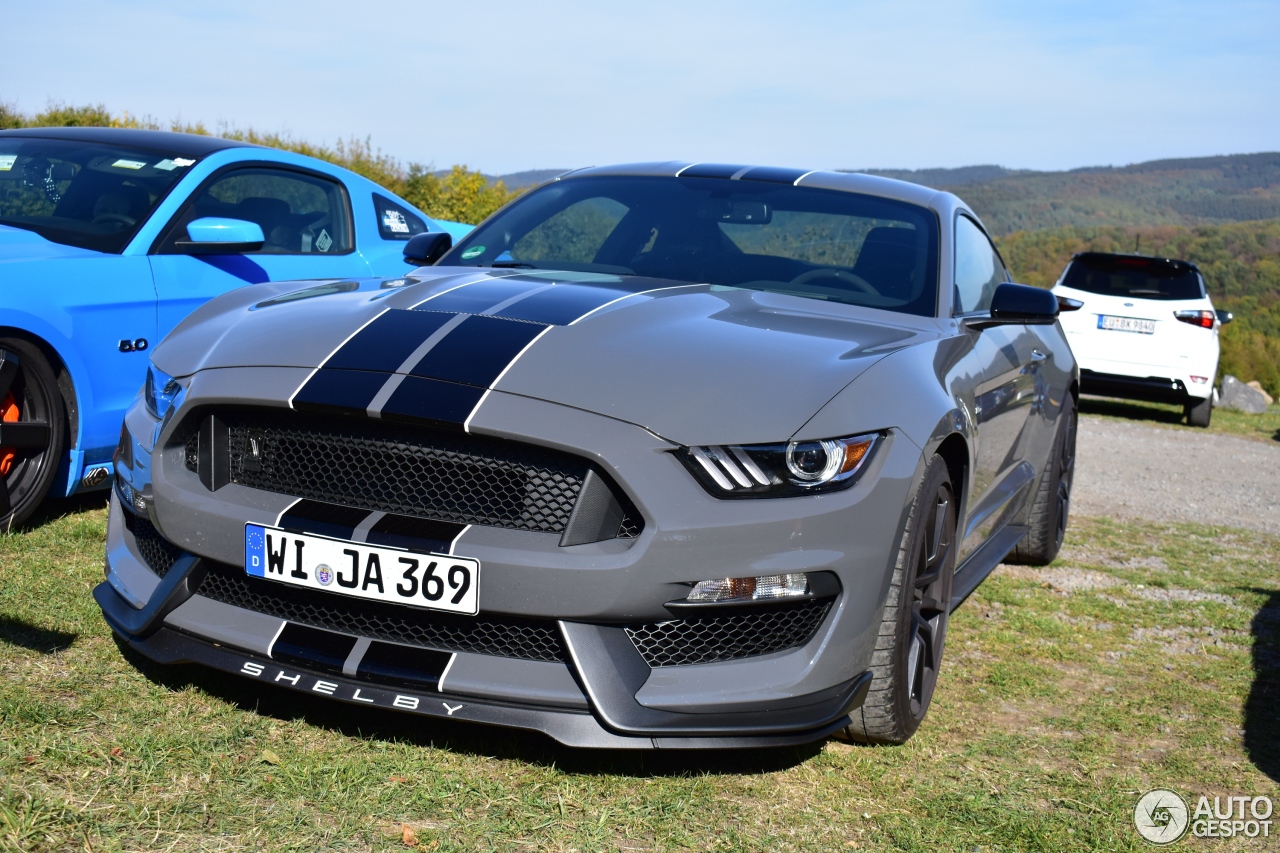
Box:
xmin=116 ymin=479 xmax=149 ymax=516
xmin=688 ymin=573 xmax=809 ymax=603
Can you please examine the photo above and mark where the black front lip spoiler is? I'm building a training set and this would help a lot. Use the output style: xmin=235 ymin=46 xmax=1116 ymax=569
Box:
xmin=97 ymin=580 xmax=872 ymax=750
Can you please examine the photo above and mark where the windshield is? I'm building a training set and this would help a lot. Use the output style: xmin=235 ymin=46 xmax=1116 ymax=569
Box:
xmin=0 ymin=137 xmax=199 ymax=253
xmin=1061 ymin=253 xmax=1204 ymax=301
xmin=442 ymin=176 xmax=940 ymax=316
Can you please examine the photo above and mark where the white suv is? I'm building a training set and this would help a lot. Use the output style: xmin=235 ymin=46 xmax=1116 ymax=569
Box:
xmin=1051 ymin=252 xmax=1230 ymax=427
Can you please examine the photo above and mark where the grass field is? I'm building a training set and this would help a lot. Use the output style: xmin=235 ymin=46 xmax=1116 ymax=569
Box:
xmin=1 ymin=499 xmax=1277 ymax=852
xmin=1079 ymin=397 xmax=1280 ymax=444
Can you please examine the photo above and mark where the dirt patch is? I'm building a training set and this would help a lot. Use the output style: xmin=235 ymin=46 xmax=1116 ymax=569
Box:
xmin=1131 ymin=587 xmax=1240 ymax=606
xmin=992 ymin=565 xmax=1125 ymax=593
xmin=1130 ymin=626 xmax=1249 ymax=656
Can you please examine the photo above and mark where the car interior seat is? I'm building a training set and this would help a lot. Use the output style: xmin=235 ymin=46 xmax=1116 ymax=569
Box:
xmin=236 ymin=197 xmax=295 ymax=251
xmin=852 ymin=227 xmax=920 ymax=302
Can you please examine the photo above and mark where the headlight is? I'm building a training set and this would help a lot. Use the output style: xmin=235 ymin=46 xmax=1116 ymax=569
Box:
xmin=678 ymin=433 xmax=879 ymax=497
xmin=144 ymin=363 xmax=183 ymax=419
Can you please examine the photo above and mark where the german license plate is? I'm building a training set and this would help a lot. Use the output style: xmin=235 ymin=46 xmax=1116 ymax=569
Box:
xmin=244 ymin=523 xmax=479 ymax=615
xmin=1098 ymin=314 xmax=1155 ymax=334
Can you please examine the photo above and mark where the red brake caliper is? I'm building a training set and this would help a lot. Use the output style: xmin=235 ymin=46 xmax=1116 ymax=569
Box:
xmin=0 ymin=391 xmax=19 ymax=476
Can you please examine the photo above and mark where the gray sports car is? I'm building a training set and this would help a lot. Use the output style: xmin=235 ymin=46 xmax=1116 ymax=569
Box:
xmin=97 ymin=163 xmax=1078 ymax=748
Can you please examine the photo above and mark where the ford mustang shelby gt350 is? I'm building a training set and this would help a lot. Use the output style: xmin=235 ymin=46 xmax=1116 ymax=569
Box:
xmin=98 ymin=163 xmax=1078 ymax=748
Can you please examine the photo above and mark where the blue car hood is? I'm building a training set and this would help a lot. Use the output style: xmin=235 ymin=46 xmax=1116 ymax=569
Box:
xmin=0 ymin=224 xmax=103 ymax=262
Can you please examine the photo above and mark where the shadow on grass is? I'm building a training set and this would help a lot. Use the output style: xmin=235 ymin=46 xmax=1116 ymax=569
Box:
xmin=11 ymin=490 xmax=110 ymax=532
xmin=0 ymin=615 xmax=77 ymax=653
xmin=114 ymin=636 xmax=823 ymax=777
xmin=1078 ymin=396 xmax=1185 ymax=426
xmin=1243 ymin=588 xmax=1280 ymax=783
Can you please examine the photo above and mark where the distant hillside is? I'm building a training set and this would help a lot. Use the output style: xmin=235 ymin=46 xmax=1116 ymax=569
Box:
xmin=435 ymin=169 xmax=569 ymax=190
xmin=854 ymin=153 xmax=1280 ymax=235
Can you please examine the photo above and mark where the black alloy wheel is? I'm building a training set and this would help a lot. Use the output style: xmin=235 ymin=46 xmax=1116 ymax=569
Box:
xmin=0 ymin=340 xmax=66 ymax=530
xmin=843 ymin=455 xmax=957 ymax=744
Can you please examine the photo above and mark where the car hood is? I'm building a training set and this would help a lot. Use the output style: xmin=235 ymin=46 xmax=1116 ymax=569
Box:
xmin=0 ymin=224 xmax=103 ymax=262
xmin=156 ymin=269 xmax=938 ymax=444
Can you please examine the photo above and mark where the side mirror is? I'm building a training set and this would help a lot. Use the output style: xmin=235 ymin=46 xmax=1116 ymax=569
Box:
xmin=175 ymin=217 xmax=265 ymax=254
xmin=965 ymin=283 xmax=1059 ymax=329
xmin=1216 ymin=309 xmax=1234 ymax=326
xmin=404 ymin=231 xmax=453 ymax=266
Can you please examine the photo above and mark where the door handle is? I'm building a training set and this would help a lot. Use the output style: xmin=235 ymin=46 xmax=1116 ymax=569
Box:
xmin=1030 ymin=349 xmax=1047 ymax=362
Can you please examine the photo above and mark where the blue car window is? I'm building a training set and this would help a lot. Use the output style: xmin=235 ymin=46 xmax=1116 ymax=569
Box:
xmin=373 ymin=193 xmax=427 ymax=241
xmin=0 ymin=137 xmax=197 ymax=253
xmin=157 ymin=165 xmax=352 ymax=255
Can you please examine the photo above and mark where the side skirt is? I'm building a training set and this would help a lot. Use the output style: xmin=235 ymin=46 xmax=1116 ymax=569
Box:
xmin=950 ymin=523 xmax=1028 ymax=611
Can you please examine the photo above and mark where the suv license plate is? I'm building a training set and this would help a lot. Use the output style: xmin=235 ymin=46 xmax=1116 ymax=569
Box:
xmin=244 ymin=523 xmax=480 ymax=615
xmin=1098 ymin=314 xmax=1155 ymax=334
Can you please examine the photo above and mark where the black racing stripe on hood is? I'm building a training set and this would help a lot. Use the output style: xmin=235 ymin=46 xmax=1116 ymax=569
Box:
xmin=490 ymin=282 xmax=639 ymax=325
xmin=325 ymin=310 xmax=456 ymax=373
xmin=292 ymin=369 xmax=388 ymax=417
xmin=406 ymin=315 xmax=547 ymax=388
xmin=365 ymin=514 xmax=466 ymax=555
xmin=279 ymin=499 xmax=372 ymax=540
xmin=414 ymin=277 xmax=543 ymax=314
xmin=379 ymin=376 xmax=485 ymax=429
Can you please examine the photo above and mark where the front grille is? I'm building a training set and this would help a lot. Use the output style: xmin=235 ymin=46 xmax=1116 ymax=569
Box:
xmin=195 ymin=561 xmax=567 ymax=662
xmin=625 ymin=600 xmax=832 ymax=667
xmin=123 ymin=511 xmax=183 ymax=578
xmin=184 ymin=409 xmax=640 ymax=539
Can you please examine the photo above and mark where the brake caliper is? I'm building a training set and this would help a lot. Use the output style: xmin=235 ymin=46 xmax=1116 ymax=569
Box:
xmin=0 ymin=392 xmax=19 ymax=475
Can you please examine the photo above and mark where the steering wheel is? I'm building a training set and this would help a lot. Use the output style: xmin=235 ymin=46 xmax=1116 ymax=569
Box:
xmin=790 ymin=268 xmax=878 ymax=295
xmin=91 ymin=213 xmax=136 ymax=229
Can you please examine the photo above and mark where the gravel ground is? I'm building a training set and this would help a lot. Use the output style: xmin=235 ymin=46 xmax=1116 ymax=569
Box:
xmin=1072 ymin=415 xmax=1280 ymax=535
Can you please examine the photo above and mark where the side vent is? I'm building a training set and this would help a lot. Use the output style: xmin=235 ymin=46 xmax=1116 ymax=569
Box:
xmin=197 ymin=413 xmax=231 ymax=491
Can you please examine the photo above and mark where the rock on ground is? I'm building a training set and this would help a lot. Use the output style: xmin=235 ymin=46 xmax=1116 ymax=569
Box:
xmin=1072 ymin=415 xmax=1280 ymax=535
xmin=1218 ymin=375 xmax=1270 ymax=414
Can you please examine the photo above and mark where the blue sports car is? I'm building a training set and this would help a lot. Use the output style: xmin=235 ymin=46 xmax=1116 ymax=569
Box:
xmin=0 ymin=127 xmax=466 ymax=527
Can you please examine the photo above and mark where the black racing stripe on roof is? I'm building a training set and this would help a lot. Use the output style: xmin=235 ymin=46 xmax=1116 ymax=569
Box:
xmin=0 ymin=127 xmax=255 ymax=157
xmin=407 ymin=315 xmax=546 ymax=388
xmin=366 ymin=514 xmax=466 ymax=555
xmin=414 ymin=277 xmax=546 ymax=314
xmin=323 ymin=309 xmax=456 ymax=372
xmin=678 ymin=163 xmax=750 ymax=179
xmin=278 ymin=499 xmax=373 ymax=540
xmin=378 ymin=377 xmax=485 ymax=430
xmin=292 ymin=369 xmax=387 ymax=416
xmin=491 ymin=282 xmax=638 ymax=325
xmin=737 ymin=166 xmax=810 ymax=184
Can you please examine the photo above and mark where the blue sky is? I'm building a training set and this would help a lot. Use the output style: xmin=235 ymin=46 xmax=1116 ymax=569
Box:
xmin=4 ymin=0 xmax=1277 ymax=175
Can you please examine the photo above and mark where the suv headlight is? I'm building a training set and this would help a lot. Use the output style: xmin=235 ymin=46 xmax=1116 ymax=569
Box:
xmin=677 ymin=433 xmax=880 ymax=498
xmin=144 ymin=363 xmax=184 ymax=419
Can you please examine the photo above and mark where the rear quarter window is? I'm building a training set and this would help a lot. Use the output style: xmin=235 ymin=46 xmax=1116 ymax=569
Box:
xmin=374 ymin=193 xmax=427 ymax=240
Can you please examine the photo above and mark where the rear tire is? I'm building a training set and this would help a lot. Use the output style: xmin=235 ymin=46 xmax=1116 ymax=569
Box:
xmin=1185 ymin=394 xmax=1212 ymax=428
xmin=0 ymin=339 xmax=66 ymax=530
xmin=842 ymin=455 xmax=957 ymax=745
xmin=1007 ymin=398 xmax=1076 ymax=566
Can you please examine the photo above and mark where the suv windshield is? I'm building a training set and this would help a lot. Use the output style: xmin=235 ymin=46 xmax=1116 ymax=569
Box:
xmin=0 ymin=137 xmax=198 ymax=253
xmin=1061 ymin=253 xmax=1204 ymax=301
xmin=442 ymin=175 xmax=940 ymax=316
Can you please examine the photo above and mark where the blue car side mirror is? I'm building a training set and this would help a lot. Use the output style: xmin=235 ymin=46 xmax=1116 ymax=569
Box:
xmin=176 ymin=217 xmax=266 ymax=254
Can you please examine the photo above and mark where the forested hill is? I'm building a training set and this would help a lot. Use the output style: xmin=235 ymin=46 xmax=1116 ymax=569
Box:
xmin=855 ymin=153 xmax=1280 ymax=236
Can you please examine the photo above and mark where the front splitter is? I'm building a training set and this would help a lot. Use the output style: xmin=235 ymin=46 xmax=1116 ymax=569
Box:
xmin=113 ymin=623 xmax=859 ymax=750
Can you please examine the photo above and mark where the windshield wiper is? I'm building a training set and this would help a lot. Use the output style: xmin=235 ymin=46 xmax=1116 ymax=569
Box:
xmin=490 ymin=261 xmax=538 ymax=269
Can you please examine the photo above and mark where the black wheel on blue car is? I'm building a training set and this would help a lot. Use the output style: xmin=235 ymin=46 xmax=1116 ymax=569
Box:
xmin=843 ymin=455 xmax=956 ymax=745
xmin=1184 ymin=394 xmax=1212 ymax=428
xmin=0 ymin=339 xmax=66 ymax=531
xmin=1007 ymin=397 xmax=1076 ymax=566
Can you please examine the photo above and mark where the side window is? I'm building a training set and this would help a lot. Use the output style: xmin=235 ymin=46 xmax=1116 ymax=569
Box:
xmin=373 ymin=193 xmax=427 ymax=240
xmin=159 ymin=166 xmax=352 ymax=254
xmin=954 ymin=215 xmax=1006 ymax=314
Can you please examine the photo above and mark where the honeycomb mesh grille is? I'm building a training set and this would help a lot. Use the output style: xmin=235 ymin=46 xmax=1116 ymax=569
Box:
xmin=195 ymin=561 xmax=567 ymax=662
xmin=625 ymin=600 xmax=832 ymax=667
xmin=181 ymin=409 xmax=640 ymax=538
xmin=123 ymin=511 xmax=184 ymax=578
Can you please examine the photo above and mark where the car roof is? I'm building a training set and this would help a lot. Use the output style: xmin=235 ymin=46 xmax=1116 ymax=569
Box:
xmin=0 ymin=126 xmax=260 ymax=158
xmin=558 ymin=162 xmax=946 ymax=209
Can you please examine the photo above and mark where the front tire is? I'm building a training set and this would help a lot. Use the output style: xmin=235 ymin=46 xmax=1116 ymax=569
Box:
xmin=0 ymin=340 xmax=66 ymax=530
xmin=1185 ymin=394 xmax=1212 ymax=428
xmin=843 ymin=455 xmax=957 ymax=745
